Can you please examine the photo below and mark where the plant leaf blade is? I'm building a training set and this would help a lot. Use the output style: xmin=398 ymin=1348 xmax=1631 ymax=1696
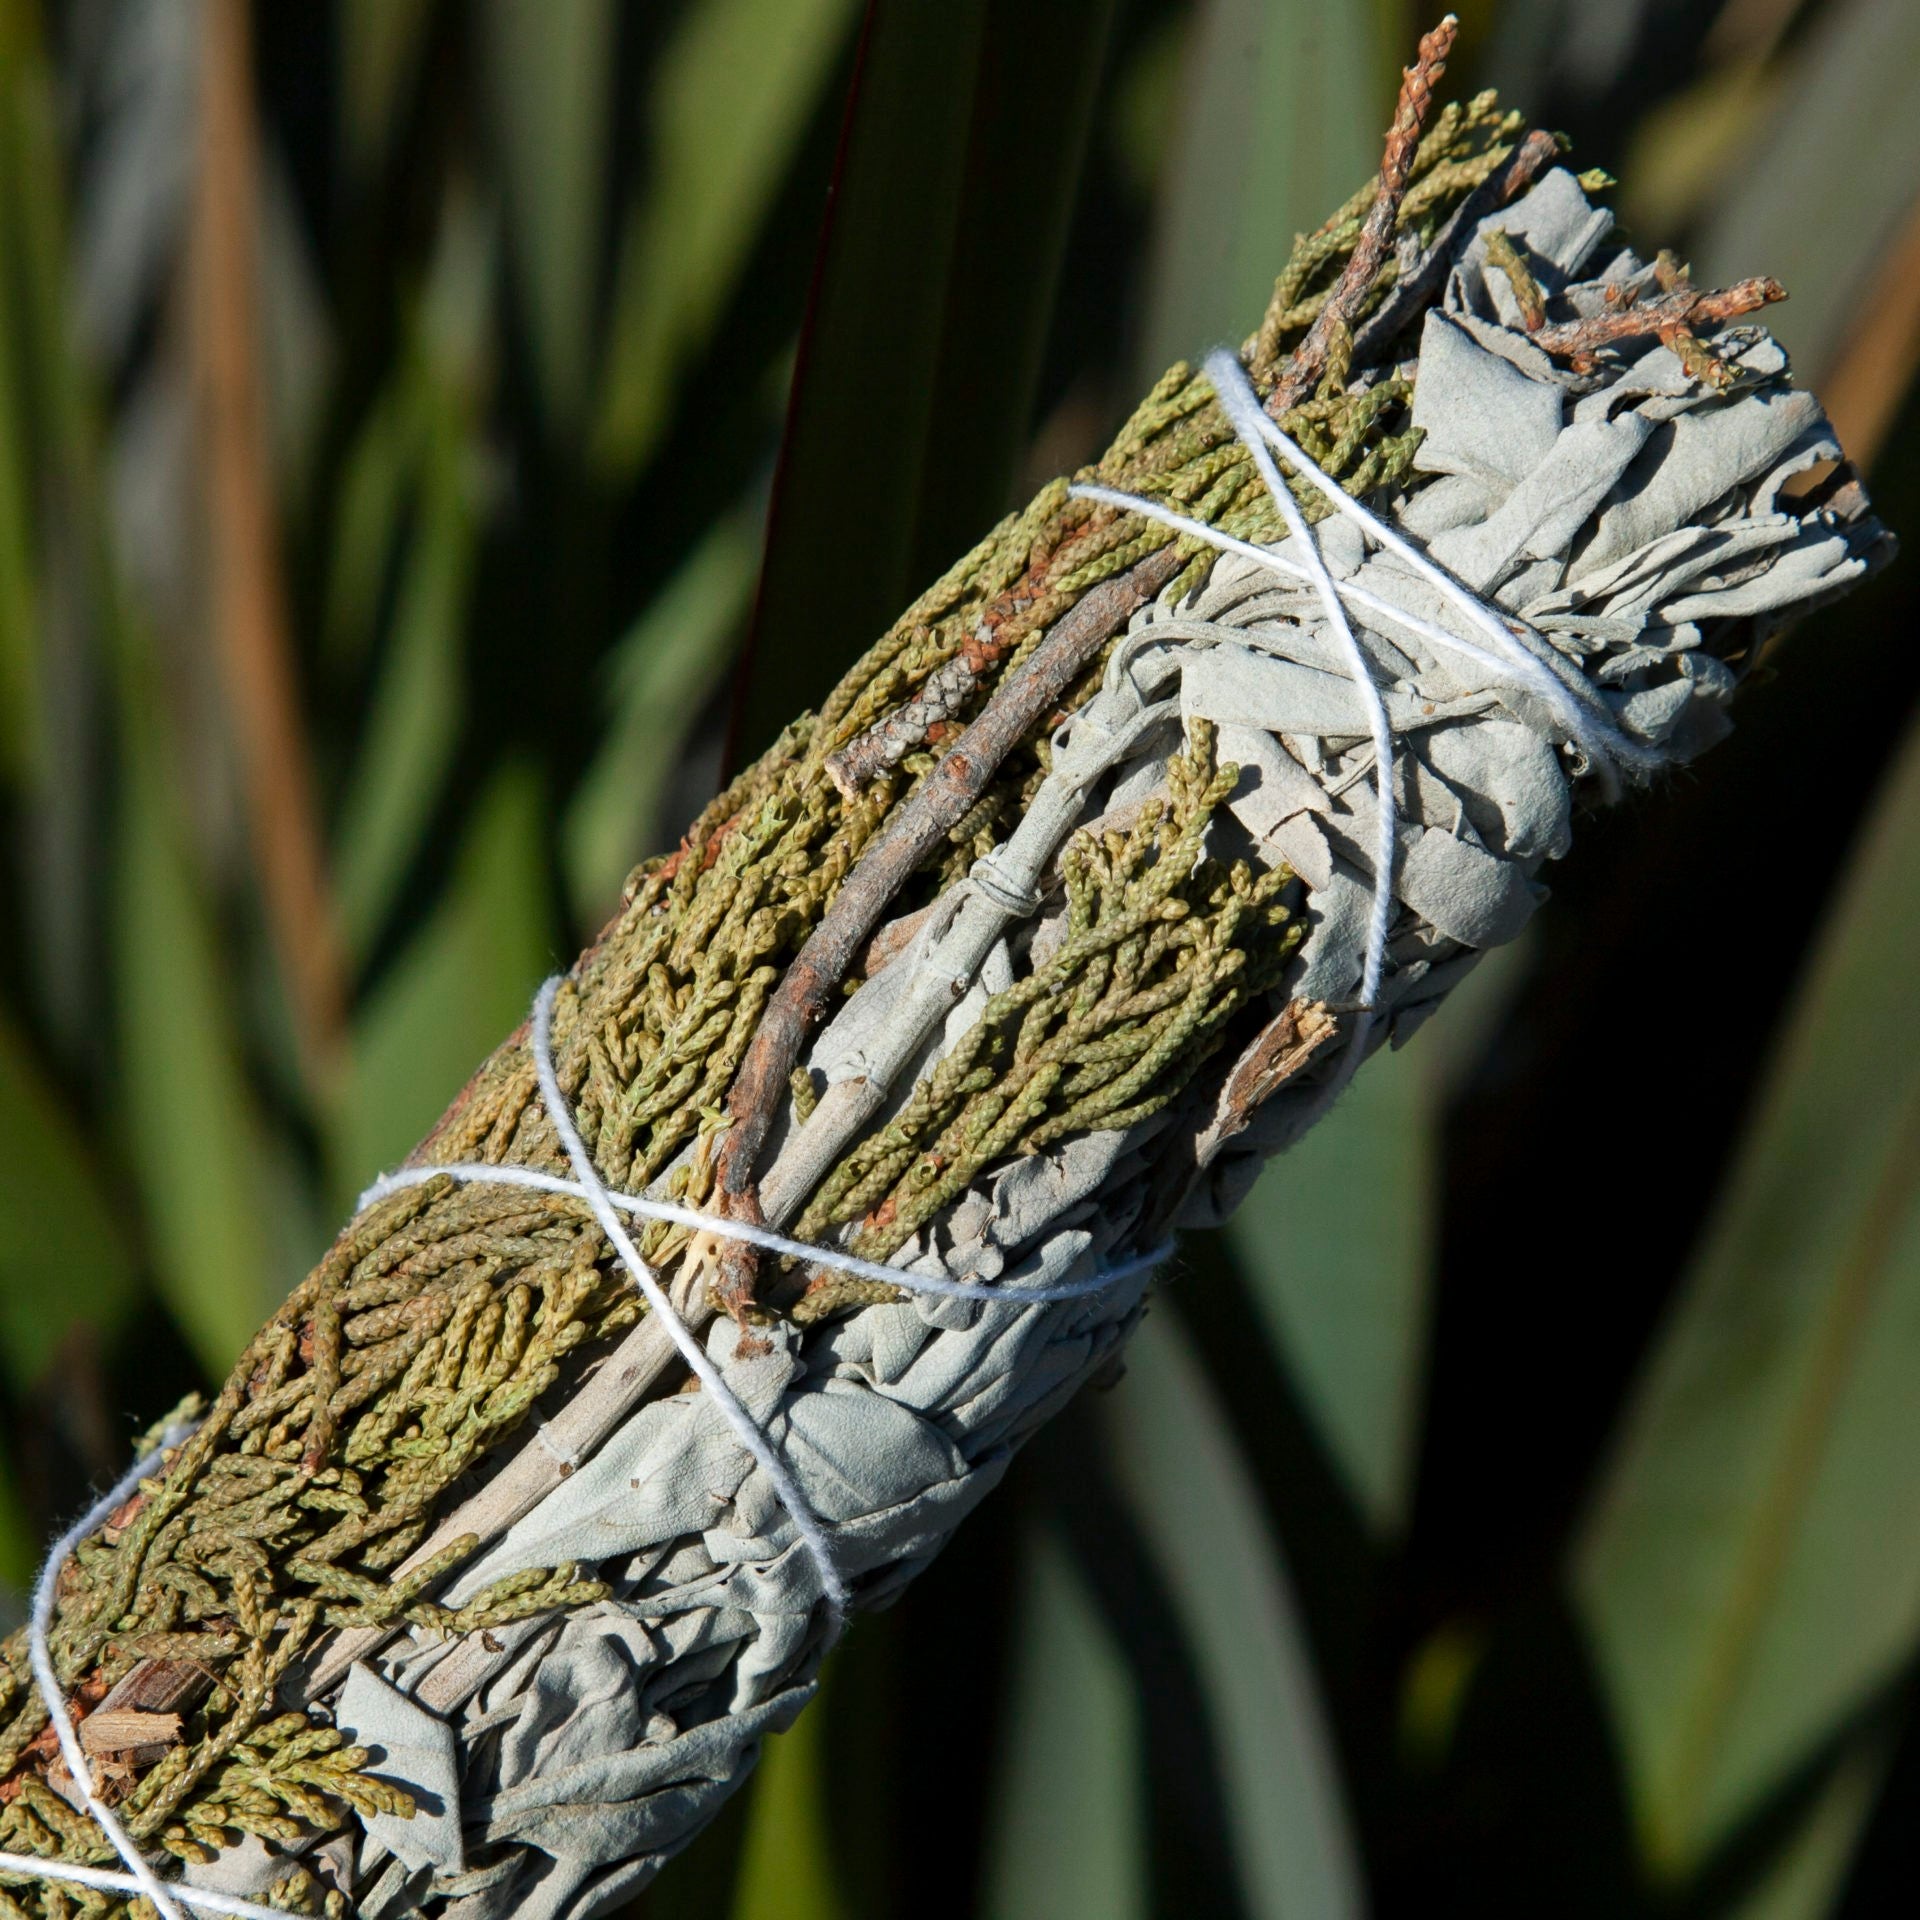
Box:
xmin=1574 ymin=712 xmax=1920 ymax=1873
xmin=1104 ymin=1310 xmax=1364 ymax=1920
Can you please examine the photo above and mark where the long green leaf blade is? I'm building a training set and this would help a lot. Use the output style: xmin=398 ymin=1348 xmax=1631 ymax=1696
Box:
xmin=334 ymin=761 xmax=557 ymax=1203
xmin=1728 ymin=1737 xmax=1889 ymax=1920
xmin=1223 ymin=942 xmax=1531 ymax=1533
xmin=1104 ymin=1311 xmax=1363 ymax=1920
xmin=1136 ymin=0 xmax=1394 ymax=381
xmin=732 ymin=0 xmax=1117 ymax=758
xmin=330 ymin=197 xmax=493 ymax=960
xmin=1692 ymin=0 xmax=1920 ymax=380
xmin=115 ymin=738 xmax=285 ymax=1375
xmin=1574 ymin=711 xmax=1920 ymax=1874
xmin=0 ymin=1003 xmax=139 ymax=1391
xmin=337 ymin=0 xmax=435 ymax=183
xmin=727 ymin=0 xmax=987 ymax=761
xmin=562 ymin=506 xmax=760 ymax=925
xmin=480 ymin=0 xmax=615 ymax=433
xmin=981 ymin=1523 xmax=1147 ymax=1920
xmin=593 ymin=0 xmax=861 ymax=477
xmin=0 ymin=1426 xmax=33 ymax=1602
xmin=0 ymin=151 xmax=37 ymax=787
xmin=1225 ymin=1044 xmax=1435 ymax=1534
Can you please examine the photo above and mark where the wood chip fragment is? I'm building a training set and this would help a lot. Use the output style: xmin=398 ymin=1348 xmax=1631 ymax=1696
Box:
xmin=78 ymin=1708 xmax=183 ymax=1755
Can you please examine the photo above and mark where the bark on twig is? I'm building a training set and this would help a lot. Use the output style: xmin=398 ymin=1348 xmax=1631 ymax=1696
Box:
xmin=1351 ymin=127 xmax=1562 ymax=368
xmin=710 ymin=542 xmax=1188 ymax=1310
xmin=823 ymin=504 xmax=1117 ymax=797
xmin=1530 ymin=275 xmax=1787 ymax=372
xmin=1263 ymin=13 xmax=1458 ymax=418
xmin=826 ymin=637 xmax=998 ymax=796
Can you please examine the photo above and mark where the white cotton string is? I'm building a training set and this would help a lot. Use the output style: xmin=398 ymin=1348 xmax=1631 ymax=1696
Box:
xmin=16 ymin=1011 xmax=1167 ymax=1920
xmin=1246 ymin=404 xmax=1660 ymax=796
xmin=0 ymin=1853 xmax=293 ymax=1920
xmin=365 ymin=977 xmax=1172 ymax=1617
xmin=1069 ymin=348 xmax=1677 ymax=1064
xmin=1070 ymin=362 xmax=1660 ymax=800
xmin=28 ymin=1426 xmax=195 ymax=1920
xmin=1204 ymin=350 xmax=1397 ymax=1028
xmin=356 ymin=1163 xmax=1160 ymax=1308
xmin=18 ymin=1420 xmax=298 ymax=1920
xmin=1072 ymin=481 xmax=1532 ymax=711
xmin=523 ymin=976 xmax=854 ymax=1615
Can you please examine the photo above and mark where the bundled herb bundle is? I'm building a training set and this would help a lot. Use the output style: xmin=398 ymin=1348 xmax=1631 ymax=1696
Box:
xmin=0 ymin=29 xmax=1891 ymax=1920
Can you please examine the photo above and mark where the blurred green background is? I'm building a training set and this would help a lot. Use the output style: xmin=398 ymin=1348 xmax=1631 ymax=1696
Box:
xmin=2 ymin=1 xmax=1918 ymax=1914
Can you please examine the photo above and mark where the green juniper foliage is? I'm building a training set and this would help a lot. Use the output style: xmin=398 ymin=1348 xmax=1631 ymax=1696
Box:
xmin=792 ymin=720 xmax=1304 ymax=1314
xmin=0 ymin=94 xmax=1528 ymax=1916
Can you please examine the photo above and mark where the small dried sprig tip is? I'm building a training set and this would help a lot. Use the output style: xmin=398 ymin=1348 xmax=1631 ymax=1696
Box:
xmin=1532 ymin=272 xmax=1788 ymax=376
xmin=1264 ymin=12 xmax=1458 ymax=416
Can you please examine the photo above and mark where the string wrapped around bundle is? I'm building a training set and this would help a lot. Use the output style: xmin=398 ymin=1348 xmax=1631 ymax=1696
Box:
xmin=0 ymin=33 xmax=1893 ymax=1920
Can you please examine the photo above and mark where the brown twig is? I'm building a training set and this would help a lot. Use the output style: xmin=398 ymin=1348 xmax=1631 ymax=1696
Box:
xmin=830 ymin=18 xmax=1469 ymax=799
xmin=195 ymin=0 xmax=348 ymax=1089
xmin=1264 ymin=13 xmax=1458 ymax=418
xmin=825 ymin=636 xmax=995 ymax=796
xmin=1350 ymin=126 xmax=1562 ymax=367
xmin=1529 ymin=276 xmax=1787 ymax=373
xmin=710 ymin=542 xmax=1187 ymax=1312
xmin=822 ymin=506 xmax=1103 ymax=796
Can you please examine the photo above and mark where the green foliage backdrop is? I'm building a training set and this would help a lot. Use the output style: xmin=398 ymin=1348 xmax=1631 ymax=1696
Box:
xmin=2 ymin=1 xmax=1918 ymax=1914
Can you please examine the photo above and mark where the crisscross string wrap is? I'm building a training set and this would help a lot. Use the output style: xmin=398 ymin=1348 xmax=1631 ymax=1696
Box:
xmin=1073 ymin=348 xmax=1663 ymax=1062
xmin=367 ymin=978 xmax=1171 ymax=1617
xmin=20 ymin=350 xmax=1586 ymax=1915
xmin=15 ymin=980 xmax=1167 ymax=1917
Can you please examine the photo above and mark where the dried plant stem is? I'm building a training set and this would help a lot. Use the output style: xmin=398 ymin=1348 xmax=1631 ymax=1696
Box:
xmin=195 ymin=0 xmax=347 ymax=1088
xmin=1262 ymin=14 xmax=1457 ymax=415
xmin=1351 ymin=127 xmax=1562 ymax=367
xmin=1531 ymin=275 xmax=1788 ymax=370
xmin=710 ymin=545 xmax=1187 ymax=1311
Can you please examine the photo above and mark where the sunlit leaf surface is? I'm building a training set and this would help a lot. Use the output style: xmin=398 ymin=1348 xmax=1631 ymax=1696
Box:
xmin=334 ymin=762 xmax=557 ymax=1205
